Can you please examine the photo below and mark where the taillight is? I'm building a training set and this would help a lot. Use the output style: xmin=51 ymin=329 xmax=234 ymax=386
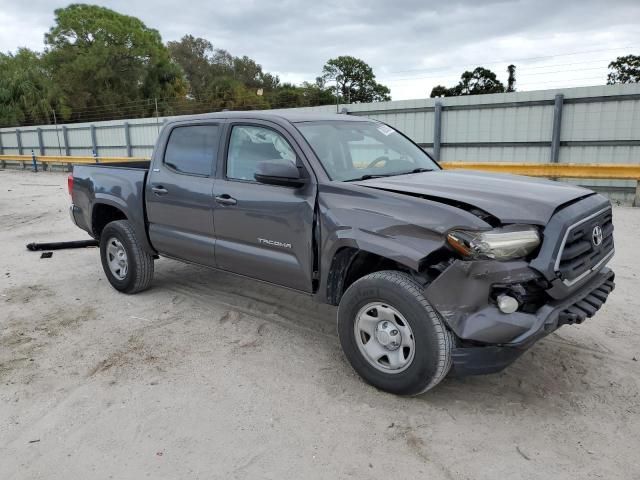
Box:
xmin=67 ymin=174 xmax=74 ymax=196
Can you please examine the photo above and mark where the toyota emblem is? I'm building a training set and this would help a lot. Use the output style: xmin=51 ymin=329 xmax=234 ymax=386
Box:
xmin=592 ymin=225 xmax=603 ymax=247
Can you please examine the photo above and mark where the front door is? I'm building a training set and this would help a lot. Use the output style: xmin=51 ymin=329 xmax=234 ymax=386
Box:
xmin=146 ymin=122 xmax=221 ymax=267
xmin=212 ymin=122 xmax=316 ymax=292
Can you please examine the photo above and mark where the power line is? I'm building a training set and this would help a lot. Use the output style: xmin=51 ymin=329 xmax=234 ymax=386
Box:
xmin=382 ymin=44 xmax=638 ymax=77
xmin=516 ymin=76 xmax=606 ymax=88
xmin=1 ymin=89 xmax=328 ymax=128
xmin=382 ymin=65 xmax=611 ymax=83
xmin=380 ymin=57 xmax=623 ymax=83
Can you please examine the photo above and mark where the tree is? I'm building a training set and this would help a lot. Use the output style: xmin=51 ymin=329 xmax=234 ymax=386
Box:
xmin=301 ymin=78 xmax=337 ymax=106
xmin=233 ymin=55 xmax=280 ymax=91
xmin=0 ymin=48 xmax=68 ymax=126
xmin=168 ymin=36 xmax=287 ymax=109
xmin=44 ymin=4 xmax=186 ymax=121
xmin=322 ymin=56 xmax=391 ymax=103
xmin=167 ymin=35 xmax=214 ymax=100
xmin=607 ymin=54 xmax=640 ymax=84
xmin=454 ymin=67 xmax=505 ymax=95
xmin=429 ymin=85 xmax=450 ymax=97
xmin=507 ymin=64 xmax=516 ymax=92
xmin=1 ymin=4 xmax=341 ymax=127
xmin=167 ymin=34 xmax=338 ymax=110
xmin=429 ymin=67 xmax=505 ymax=97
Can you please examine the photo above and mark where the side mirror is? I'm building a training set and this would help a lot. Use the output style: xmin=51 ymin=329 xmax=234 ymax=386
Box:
xmin=254 ymin=161 xmax=307 ymax=188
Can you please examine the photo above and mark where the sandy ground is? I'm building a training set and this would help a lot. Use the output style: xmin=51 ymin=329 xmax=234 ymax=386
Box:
xmin=0 ymin=168 xmax=638 ymax=480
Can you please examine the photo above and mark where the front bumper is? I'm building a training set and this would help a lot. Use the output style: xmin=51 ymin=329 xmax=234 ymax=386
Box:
xmin=425 ymin=260 xmax=615 ymax=376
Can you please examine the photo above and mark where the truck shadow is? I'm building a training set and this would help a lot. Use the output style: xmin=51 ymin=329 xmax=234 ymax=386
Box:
xmin=151 ymin=259 xmax=624 ymax=410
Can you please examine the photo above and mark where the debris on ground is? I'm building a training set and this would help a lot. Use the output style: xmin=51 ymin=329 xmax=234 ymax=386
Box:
xmin=27 ymin=239 xmax=99 ymax=251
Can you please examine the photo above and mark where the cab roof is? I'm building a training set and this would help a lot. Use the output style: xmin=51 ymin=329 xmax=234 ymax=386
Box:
xmin=165 ymin=110 xmax=372 ymax=126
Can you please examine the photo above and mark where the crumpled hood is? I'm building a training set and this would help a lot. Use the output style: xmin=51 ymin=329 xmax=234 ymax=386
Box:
xmin=353 ymin=170 xmax=594 ymax=225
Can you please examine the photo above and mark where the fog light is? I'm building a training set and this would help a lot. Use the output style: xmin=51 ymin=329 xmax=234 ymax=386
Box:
xmin=497 ymin=294 xmax=519 ymax=314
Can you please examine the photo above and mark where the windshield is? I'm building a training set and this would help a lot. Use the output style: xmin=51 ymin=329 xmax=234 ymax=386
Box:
xmin=295 ymin=120 xmax=439 ymax=181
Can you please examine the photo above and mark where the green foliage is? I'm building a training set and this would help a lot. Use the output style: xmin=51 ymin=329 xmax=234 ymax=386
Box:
xmin=430 ymin=67 xmax=506 ymax=97
xmin=168 ymin=34 xmax=338 ymax=110
xmin=429 ymin=85 xmax=450 ymax=98
xmin=0 ymin=48 xmax=67 ymax=126
xmin=507 ymin=64 xmax=516 ymax=92
xmin=322 ymin=55 xmax=391 ymax=103
xmin=167 ymin=35 xmax=214 ymax=101
xmin=0 ymin=6 xmax=390 ymax=127
xmin=607 ymin=55 xmax=640 ymax=84
xmin=168 ymin=36 xmax=282 ymax=104
xmin=44 ymin=4 xmax=186 ymax=120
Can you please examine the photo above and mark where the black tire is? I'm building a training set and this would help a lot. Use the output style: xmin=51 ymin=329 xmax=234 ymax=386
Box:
xmin=337 ymin=270 xmax=453 ymax=395
xmin=100 ymin=220 xmax=154 ymax=294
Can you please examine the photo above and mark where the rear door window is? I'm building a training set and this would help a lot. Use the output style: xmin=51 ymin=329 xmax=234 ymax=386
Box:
xmin=164 ymin=125 xmax=220 ymax=176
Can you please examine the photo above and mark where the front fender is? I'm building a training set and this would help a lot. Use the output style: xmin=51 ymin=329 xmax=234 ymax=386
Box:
xmin=314 ymin=183 xmax=488 ymax=304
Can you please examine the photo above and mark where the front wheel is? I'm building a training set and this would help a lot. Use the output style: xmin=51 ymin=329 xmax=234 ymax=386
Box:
xmin=100 ymin=220 xmax=154 ymax=294
xmin=337 ymin=270 xmax=453 ymax=395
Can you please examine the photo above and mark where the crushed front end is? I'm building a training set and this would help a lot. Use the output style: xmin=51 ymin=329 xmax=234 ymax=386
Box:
xmin=425 ymin=194 xmax=615 ymax=376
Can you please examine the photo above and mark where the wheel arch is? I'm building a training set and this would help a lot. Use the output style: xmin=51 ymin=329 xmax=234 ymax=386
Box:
xmin=324 ymin=242 xmax=456 ymax=306
xmin=325 ymin=247 xmax=415 ymax=306
xmin=91 ymin=196 xmax=156 ymax=255
xmin=92 ymin=202 xmax=128 ymax=238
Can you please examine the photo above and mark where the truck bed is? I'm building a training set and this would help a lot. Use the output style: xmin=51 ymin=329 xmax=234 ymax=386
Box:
xmin=70 ymin=163 xmax=152 ymax=252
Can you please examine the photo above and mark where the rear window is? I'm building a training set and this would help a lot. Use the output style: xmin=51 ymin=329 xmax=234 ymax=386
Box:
xmin=164 ymin=125 xmax=219 ymax=176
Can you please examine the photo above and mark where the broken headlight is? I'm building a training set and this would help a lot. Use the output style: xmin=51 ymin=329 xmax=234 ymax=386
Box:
xmin=446 ymin=225 xmax=540 ymax=260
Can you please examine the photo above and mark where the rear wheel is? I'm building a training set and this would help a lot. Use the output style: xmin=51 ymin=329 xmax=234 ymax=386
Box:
xmin=338 ymin=270 xmax=453 ymax=395
xmin=100 ymin=220 xmax=154 ymax=294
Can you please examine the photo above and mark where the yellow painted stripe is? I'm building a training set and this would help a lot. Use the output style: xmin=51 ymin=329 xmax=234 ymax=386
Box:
xmin=1 ymin=156 xmax=640 ymax=180
xmin=441 ymin=162 xmax=640 ymax=180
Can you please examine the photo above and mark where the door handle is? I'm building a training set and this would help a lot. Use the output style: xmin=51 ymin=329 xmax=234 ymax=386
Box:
xmin=152 ymin=186 xmax=168 ymax=195
xmin=215 ymin=194 xmax=237 ymax=206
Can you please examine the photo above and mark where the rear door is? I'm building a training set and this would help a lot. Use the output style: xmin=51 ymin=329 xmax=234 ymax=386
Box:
xmin=212 ymin=121 xmax=317 ymax=292
xmin=146 ymin=122 xmax=222 ymax=266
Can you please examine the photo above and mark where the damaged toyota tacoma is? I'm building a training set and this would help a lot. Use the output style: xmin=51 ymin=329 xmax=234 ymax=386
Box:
xmin=68 ymin=112 xmax=615 ymax=395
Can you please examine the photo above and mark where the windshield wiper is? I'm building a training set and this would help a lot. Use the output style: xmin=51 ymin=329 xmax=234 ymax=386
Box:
xmin=404 ymin=168 xmax=433 ymax=174
xmin=344 ymin=168 xmax=434 ymax=182
xmin=344 ymin=173 xmax=395 ymax=182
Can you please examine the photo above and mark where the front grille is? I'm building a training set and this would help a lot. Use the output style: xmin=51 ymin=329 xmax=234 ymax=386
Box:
xmin=556 ymin=208 xmax=614 ymax=285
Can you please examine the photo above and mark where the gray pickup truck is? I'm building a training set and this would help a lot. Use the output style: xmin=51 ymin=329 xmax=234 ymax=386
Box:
xmin=69 ymin=111 xmax=615 ymax=395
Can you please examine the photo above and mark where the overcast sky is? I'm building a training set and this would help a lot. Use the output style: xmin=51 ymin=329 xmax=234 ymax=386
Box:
xmin=1 ymin=0 xmax=639 ymax=100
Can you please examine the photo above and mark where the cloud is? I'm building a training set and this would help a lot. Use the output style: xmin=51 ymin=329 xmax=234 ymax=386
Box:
xmin=1 ymin=0 xmax=639 ymax=99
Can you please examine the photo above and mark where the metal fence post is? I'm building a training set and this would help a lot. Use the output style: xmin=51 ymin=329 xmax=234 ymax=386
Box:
xmin=62 ymin=126 xmax=71 ymax=156
xmin=550 ymin=94 xmax=564 ymax=163
xmin=37 ymin=127 xmax=45 ymax=155
xmin=0 ymin=132 xmax=4 ymax=168
xmin=31 ymin=149 xmax=38 ymax=172
xmin=124 ymin=122 xmax=132 ymax=157
xmin=634 ymin=180 xmax=640 ymax=208
xmin=90 ymin=124 xmax=98 ymax=158
xmin=16 ymin=128 xmax=23 ymax=155
xmin=37 ymin=128 xmax=48 ymax=170
xmin=93 ymin=149 xmax=99 ymax=163
xmin=433 ymin=102 xmax=443 ymax=161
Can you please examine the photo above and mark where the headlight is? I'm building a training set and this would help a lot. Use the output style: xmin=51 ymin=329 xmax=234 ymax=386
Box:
xmin=447 ymin=225 xmax=540 ymax=260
